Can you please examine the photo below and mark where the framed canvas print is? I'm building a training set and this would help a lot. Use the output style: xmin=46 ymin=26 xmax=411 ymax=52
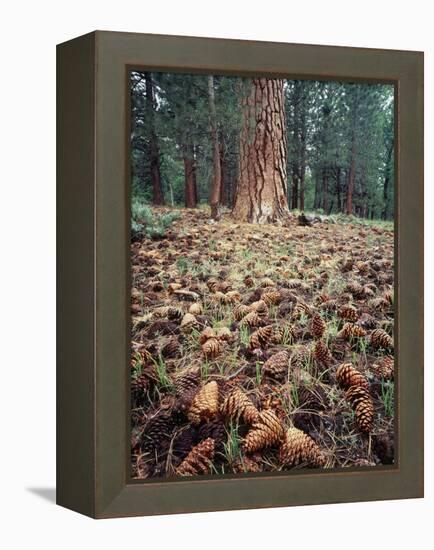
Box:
xmin=57 ymin=31 xmax=424 ymax=518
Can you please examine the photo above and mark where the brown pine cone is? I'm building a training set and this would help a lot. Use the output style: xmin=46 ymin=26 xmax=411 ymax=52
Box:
xmin=279 ymin=427 xmax=325 ymax=468
xmin=232 ymin=455 xmax=262 ymax=474
xmin=372 ymin=355 xmax=394 ymax=380
xmin=141 ymin=411 xmax=173 ymax=453
xmin=336 ymin=363 xmax=369 ymax=390
xmin=338 ymin=322 xmax=367 ymax=341
xmin=310 ymin=313 xmax=326 ymax=339
xmin=167 ymin=306 xmax=184 ymax=321
xmin=345 ymin=386 xmax=374 ymax=433
xmin=244 ymin=275 xmax=254 ymax=288
xmin=290 ymin=345 xmax=312 ymax=368
xmin=272 ymin=324 xmax=295 ymax=344
xmin=262 ymin=350 xmax=290 ymax=378
xmin=239 ymin=311 xmax=262 ymax=329
xmin=261 ymin=289 xmax=282 ymax=306
xmin=338 ymin=305 xmax=359 ymax=322
xmin=319 ymin=299 xmax=338 ymax=313
xmin=202 ymin=337 xmax=222 ymax=358
xmin=370 ymin=329 xmax=394 ymax=350
xmin=250 ymin=300 xmax=268 ymax=317
xmin=160 ymin=337 xmax=180 ymax=358
xmin=249 ymin=325 xmax=273 ymax=350
xmin=199 ymin=326 xmax=217 ymax=345
xmin=314 ymin=340 xmax=332 ymax=367
xmin=346 ymin=281 xmax=365 ymax=299
xmin=188 ymin=302 xmax=203 ymax=315
xmin=175 ymin=438 xmax=215 ymax=476
xmin=220 ymin=387 xmax=259 ymax=424
xmin=292 ymin=301 xmax=311 ymax=319
xmin=198 ymin=416 xmax=227 ymax=451
xmin=233 ymin=304 xmax=252 ymax=321
xmin=131 ymin=374 xmax=150 ymax=407
xmin=206 ymin=277 xmax=220 ymax=293
xmin=243 ymin=410 xmax=285 ymax=453
xmin=216 ymin=326 xmax=233 ymax=342
xmin=188 ymin=381 xmax=219 ymax=424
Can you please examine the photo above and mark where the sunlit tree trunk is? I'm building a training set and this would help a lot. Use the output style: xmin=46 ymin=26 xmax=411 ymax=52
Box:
xmin=183 ymin=143 xmax=197 ymax=208
xmin=232 ymin=78 xmax=288 ymax=223
xmin=208 ymin=76 xmax=222 ymax=220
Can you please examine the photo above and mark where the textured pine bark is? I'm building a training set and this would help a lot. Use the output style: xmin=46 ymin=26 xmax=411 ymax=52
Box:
xmin=208 ymin=76 xmax=222 ymax=220
xmin=232 ymin=78 xmax=288 ymax=223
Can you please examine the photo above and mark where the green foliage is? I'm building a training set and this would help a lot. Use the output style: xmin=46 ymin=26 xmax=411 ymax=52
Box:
xmin=131 ymin=197 xmax=179 ymax=238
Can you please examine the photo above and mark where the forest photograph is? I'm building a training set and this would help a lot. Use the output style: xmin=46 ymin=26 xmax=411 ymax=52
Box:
xmin=130 ymin=71 xmax=395 ymax=480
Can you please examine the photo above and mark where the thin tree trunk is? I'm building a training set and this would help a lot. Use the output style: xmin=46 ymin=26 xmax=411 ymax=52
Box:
xmin=382 ymin=142 xmax=393 ymax=220
xmin=346 ymin=94 xmax=358 ymax=215
xmin=208 ymin=76 xmax=222 ymax=220
xmin=144 ymin=73 xmax=164 ymax=205
xmin=322 ymin=167 xmax=328 ymax=213
xmin=292 ymin=166 xmax=299 ymax=210
xmin=314 ymin=170 xmax=321 ymax=210
xmin=232 ymin=78 xmax=288 ymax=223
xmin=219 ymin=142 xmax=228 ymax=206
xmin=335 ymin=167 xmax=341 ymax=213
xmin=183 ymin=144 xmax=197 ymax=208
xmin=299 ymin=93 xmax=307 ymax=212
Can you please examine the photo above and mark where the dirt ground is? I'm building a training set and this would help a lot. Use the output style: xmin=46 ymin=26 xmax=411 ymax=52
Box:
xmin=130 ymin=208 xmax=394 ymax=479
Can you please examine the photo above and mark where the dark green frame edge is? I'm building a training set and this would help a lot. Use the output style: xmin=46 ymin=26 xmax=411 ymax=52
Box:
xmin=56 ymin=30 xmax=424 ymax=519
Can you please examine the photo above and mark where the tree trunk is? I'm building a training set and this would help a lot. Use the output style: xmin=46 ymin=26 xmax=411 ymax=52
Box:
xmin=382 ymin=142 xmax=393 ymax=220
xmin=299 ymin=111 xmax=306 ymax=212
xmin=291 ymin=166 xmax=299 ymax=210
xmin=144 ymin=73 xmax=164 ymax=205
xmin=232 ymin=78 xmax=288 ymax=223
xmin=346 ymin=94 xmax=358 ymax=215
xmin=183 ymin=144 xmax=197 ymax=208
xmin=208 ymin=76 xmax=222 ymax=220
xmin=322 ymin=167 xmax=328 ymax=213
xmin=314 ymin=170 xmax=321 ymax=210
xmin=335 ymin=167 xmax=341 ymax=213
xmin=219 ymin=142 xmax=228 ymax=206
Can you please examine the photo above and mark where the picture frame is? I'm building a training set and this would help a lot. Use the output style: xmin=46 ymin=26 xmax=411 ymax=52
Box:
xmin=57 ymin=30 xmax=423 ymax=518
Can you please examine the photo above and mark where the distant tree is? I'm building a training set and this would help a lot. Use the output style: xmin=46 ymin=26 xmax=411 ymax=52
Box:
xmin=208 ymin=76 xmax=222 ymax=220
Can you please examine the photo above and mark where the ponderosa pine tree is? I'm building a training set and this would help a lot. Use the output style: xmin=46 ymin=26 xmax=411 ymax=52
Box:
xmin=232 ymin=78 xmax=288 ymax=223
xmin=144 ymin=73 xmax=165 ymax=205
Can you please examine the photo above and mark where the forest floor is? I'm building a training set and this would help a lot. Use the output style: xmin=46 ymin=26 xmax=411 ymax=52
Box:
xmin=131 ymin=207 xmax=395 ymax=479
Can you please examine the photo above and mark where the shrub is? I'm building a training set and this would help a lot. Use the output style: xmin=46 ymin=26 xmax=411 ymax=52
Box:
xmin=131 ymin=198 xmax=179 ymax=239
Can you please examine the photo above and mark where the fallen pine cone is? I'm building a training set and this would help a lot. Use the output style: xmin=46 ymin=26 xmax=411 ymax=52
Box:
xmin=249 ymin=325 xmax=273 ymax=350
xmin=314 ymin=340 xmax=332 ymax=368
xmin=220 ymin=387 xmax=259 ymax=424
xmin=279 ymin=427 xmax=326 ymax=468
xmin=188 ymin=381 xmax=219 ymax=424
xmin=372 ymin=355 xmax=394 ymax=380
xmin=338 ymin=322 xmax=367 ymax=341
xmin=202 ymin=337 xmax=222 ymax=358
xmin=175 ymin=438 xmax=215 ymax=476
xmin=336 ymin=362 xmax=369 ymax=390
xmin=345 ymin=386 xmax=374 ymax=433
xmin=243 ymin=410 xmax=284 ymax=453
xmin=310 ymin=313 xmax=326 ymax=339
xmin=370 ymin=328 xmax=393 ymax=350
xmin=262 ymin=350 xmax=290 ymax=378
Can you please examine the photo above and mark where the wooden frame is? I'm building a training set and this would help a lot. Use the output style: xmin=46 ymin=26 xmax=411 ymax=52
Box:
xmin=57 ymin=31 xmax=424 ymax=518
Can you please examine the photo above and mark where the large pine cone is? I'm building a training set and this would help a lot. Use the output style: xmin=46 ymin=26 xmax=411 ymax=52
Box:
xmin=279 ymin=427 xmax=325 ymax=468
xmin=202 ymin=337 xmax=222 ymax=358
xmin=188 ymin=381 xmax=219 ymax=424
xmin=310 ymin=313 xmax=326 ymax=339
xmin=243 ymin=410 xmax=285 ymax=453
xmin=372 ymin=355 xmax=394 ymax=380
xmin=370 ymin=329 xmax=394 ymax=350
xmin=336 ymin=363 xmax=369 ymax=390
xmin=249 ymin=325 xmax=273 ymax=350
xmin=345 ymin=386 xmax=374 ymax=433
xmin=220 ymin=387 xmax=259 ymax=424
xmin=262 ymin=350 xmax=290 ymax=378
xmin=175 ymin=438 xmax=215 ymax=476
xmin=314 ymin=340 xmax=332 ymax=367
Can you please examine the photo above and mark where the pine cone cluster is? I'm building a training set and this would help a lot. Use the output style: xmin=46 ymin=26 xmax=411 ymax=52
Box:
xmin=220 ymin=387 xmax=259 ymax=424
xmin=370 ymin=328 xmax=393 ymax=350
xmin=336 ymin=363 xmax=369 ymax=390
xmin=188 ymin=381 xmax=219 ymax=424
xmin=279 ymin=427 xmax=325 ymax=468
xmin=262 ymin=350 xmax=290 ymax=378
xmin=243 ymin=410 xmax=284 ymax=453
xmin=310 ymin=313 xmax=326 ymax=339
xmin=249 ymin=325 xmax=273 ymax=350
xmin=175 ymin=438 xmax=215 ymax=476
xmin=345 ymin=386 xmax=374 ymax=433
